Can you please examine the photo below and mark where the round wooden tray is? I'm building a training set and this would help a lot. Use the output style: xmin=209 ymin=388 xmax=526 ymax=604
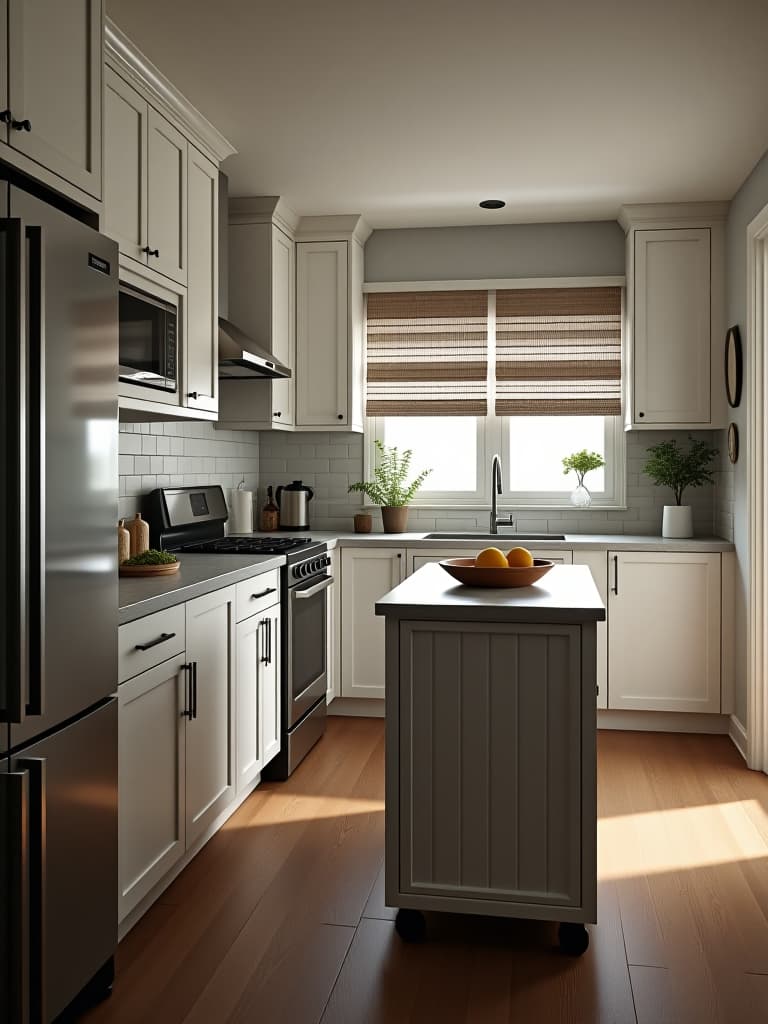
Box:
xmin=119 ymin=561 xmax=180 ymax=578
xmin=439 ymin=557 xmax=554 ymax=588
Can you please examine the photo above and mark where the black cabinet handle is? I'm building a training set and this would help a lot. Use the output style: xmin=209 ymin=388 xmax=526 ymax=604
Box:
xmin=337 ymin=414 xmax=344 ymax=420
xmin=260 ymin=618 xmax=269 ymax=665
xmin=273 ymin=411 xmax=282 ymax=418
xmin=0 ymin=109 xmax=12 ymax=124
xmin=638 ymin=411 xmax=645 ymax=418
xmin=268 ymin=617 xmax=272 ymax=665
xmin=611 ymin=555 xmax=619 ymax=595
xmin=142 ymin=246 xmax=160 ymax=257
xmin=187 ymin=391 xmax=209 ymax=400
xmin=251 ymin=586 xmax=277 ymax=600
xmin=137 ymin=626 xmax=177 ymax=651
xmin=191 ymin=662 xmax=198 ymax=720
xmin=182 ymin=663 xmax=193 ymax=720
xmin=11 ymin=118 xmax=31 ymax=132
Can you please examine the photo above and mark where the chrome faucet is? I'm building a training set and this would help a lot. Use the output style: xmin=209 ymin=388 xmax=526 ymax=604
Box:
xmin=490 ymin=454 xmax=514 ymax=534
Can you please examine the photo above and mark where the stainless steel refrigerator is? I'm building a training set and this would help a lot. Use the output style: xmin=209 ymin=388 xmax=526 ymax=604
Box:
xmin=0 ymin=179 xmax=119 ymax=1023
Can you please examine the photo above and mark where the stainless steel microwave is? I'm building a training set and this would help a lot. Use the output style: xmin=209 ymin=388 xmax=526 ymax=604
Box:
xmin=118 ymin=282 xmax=178 ymax=393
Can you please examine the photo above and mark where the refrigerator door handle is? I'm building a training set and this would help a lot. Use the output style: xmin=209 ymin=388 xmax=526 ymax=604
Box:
xmin=0 ymin=218 xmax=28 ymax=725
xmin=25 ymin=226 xmax=46 ymax=718
xmin=0 ymin=769 xmax=30 ymax=1024
xmin=14 ymin=758 xmax=46 ymax=1024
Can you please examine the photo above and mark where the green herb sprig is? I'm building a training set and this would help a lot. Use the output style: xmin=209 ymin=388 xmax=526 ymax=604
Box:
xmin=122 ymin=549 xmax=178 ymax=566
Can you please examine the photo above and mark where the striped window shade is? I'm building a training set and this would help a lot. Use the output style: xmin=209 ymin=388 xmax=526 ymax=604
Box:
xmin=366 ymin=290 xmax=488 ymax=416
xmin=495 ymin=287 xmax=622 ymax=416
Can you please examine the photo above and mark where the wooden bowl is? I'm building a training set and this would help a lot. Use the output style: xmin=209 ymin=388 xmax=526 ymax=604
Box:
xmin=439 ymin=557 xmax=554 ymax=588
xmin=119 ymin=561 xmax=180 ymax=578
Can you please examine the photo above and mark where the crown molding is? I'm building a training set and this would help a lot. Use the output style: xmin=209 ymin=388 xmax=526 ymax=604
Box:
xmin=228 ymin=195 xmax=300 ymax=236
xmin=105 ymin=18 xmax=236 ymax=164
xmin=295 ymin=214 xmax=372 ymax=245
xmin=618 ymin=201 xmax=730 ymax=233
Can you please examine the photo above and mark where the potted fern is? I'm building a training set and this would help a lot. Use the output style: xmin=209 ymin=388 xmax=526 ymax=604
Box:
xmin=348 ymin=440 xmax=432 ymax=533
xmin=643 ymin=437 xmax=718 ymax=538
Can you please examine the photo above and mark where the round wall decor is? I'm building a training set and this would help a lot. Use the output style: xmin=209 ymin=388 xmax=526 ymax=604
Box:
xmin=728 ymin=422 xmax=739 ymax=464
xmin=725 ymin=326 xmax=743 ymax=408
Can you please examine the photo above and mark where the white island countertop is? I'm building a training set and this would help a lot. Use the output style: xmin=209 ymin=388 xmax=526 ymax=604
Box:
xmin=376 ymin=562 xmax=606 ymax=624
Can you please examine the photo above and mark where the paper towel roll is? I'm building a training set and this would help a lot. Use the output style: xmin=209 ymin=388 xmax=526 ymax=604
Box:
xmin=228 ymin=488 xmax=254 ymax=533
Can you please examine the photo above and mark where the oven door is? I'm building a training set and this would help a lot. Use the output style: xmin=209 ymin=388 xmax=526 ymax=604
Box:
xmin=287 ymin=574 xmax=332 ymax=727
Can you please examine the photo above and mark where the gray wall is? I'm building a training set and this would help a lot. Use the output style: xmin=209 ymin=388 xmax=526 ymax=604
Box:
xmin=118 ymin=421 xmax=260 ymax=521
xmin=724 ymin=145 xmax=768 ymax=725
xmin=364 ymin=221 xmax=625 ymax=282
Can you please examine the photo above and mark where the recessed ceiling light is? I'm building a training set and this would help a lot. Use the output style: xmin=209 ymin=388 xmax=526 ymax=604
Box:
xmin=479 ymin=199 xmax=505 ymax=210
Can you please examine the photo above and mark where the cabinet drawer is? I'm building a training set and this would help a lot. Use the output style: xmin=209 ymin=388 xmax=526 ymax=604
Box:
xmin=119 ymin=605 xmax=186 ymax=682
xmin=236 ymin=570 xmax=281 ymax=622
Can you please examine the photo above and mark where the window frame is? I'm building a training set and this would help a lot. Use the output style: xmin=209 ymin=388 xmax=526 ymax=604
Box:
xmin=362 ymin=276 xmax=627 ymax=511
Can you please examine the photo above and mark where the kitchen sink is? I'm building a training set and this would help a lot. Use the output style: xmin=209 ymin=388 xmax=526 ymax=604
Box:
xmin=424 ymin=533 xmax=567 ymax=541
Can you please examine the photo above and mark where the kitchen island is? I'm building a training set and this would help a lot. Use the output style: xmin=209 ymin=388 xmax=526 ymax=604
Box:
xmin=375 ymin=562 xmax=605 ymax=955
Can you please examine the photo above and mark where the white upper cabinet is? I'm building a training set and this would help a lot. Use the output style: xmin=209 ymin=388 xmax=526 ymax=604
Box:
xmin=2 ymin=0 xmax=102 ymax=202
xmin=620 ymin=203 xmax=727 ymax=430
xmin=296 ymin=240 xmax=349 ymax=427
xmin=271 ymin=226 xmax=296 ymax=425
xmin=185 ymin=147 xmax=218 ymax=414
xmin=146 ymin=108 xmax=187 ymax=285
xmin=104 ymin=68 xmax=147 ymax=261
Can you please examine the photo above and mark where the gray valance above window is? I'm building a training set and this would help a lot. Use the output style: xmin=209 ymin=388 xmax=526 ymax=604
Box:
xmin=366 ymin=290 xmax=488 ymax=416
xmin=495 ymin=286 xmax=622 ymax=416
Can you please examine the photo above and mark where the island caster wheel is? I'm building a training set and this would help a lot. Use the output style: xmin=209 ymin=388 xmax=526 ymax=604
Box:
xmin=558 ymin=922 xmax=589 ymax=956
xmin=395 ymin=908 xmax=426 ymax=943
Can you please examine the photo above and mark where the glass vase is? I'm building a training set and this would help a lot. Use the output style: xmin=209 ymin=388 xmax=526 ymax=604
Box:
xmin=570 ymin=483 xmax=592 ymax=508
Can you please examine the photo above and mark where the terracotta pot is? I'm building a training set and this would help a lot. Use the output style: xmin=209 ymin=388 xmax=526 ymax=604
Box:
xmin=381 ymin=506 xmax=409 ymax=534
xmin=354 ymin=513 xmax=373 ymax=534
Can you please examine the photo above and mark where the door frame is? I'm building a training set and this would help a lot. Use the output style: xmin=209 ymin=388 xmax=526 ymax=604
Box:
xmin=747 ymin=202 xmax=768 ymax=772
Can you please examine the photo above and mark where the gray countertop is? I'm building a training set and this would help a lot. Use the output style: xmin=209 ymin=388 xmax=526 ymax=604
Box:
xmin=119 ymin=554 xmax=285 ymax=624
xmin=376 ymin=562 xmax=606 ymax=624
xmin=249 ymin=531 xmax=735 ymax=553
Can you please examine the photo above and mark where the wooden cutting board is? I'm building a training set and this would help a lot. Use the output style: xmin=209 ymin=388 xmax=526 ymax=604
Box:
xmin=119 ymin=561 xmax=180 ymax=578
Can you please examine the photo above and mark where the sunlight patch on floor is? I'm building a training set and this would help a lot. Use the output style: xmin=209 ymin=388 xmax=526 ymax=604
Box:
xmin=224 ymin=794 xmax=385 ymax=829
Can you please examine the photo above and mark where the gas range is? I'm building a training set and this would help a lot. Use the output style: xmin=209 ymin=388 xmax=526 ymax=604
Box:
xmin=178 ymin=534 xmax=320 ymax=564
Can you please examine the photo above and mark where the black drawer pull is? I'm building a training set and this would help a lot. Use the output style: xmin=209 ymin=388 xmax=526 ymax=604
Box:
xmin=11 ymin=117 xmax=31 ymax=132
xmin=251 ymin=587 xmax=277 ymax=600
xmin=135 ymin=631 xmax=176 ymax=652
xmin=142 ymin=246 xmax=160 ymax=257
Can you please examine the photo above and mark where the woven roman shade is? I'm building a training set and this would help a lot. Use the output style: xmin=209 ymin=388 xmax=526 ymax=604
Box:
xmin=366 ymin=290 xmax=488 ymax=416
xmin=495 ymin=287 xmax=622 ymax=415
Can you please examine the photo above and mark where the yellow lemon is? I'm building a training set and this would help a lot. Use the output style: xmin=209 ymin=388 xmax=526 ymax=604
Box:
xmin=475 ymin=547 xmax=509 ymax=568
xmin=507 ymin=546 xmax=534 ymax=568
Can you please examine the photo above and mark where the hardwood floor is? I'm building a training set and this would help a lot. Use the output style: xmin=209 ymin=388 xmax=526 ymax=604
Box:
xmin=83 ymin=719 xmax=768 ymax=1024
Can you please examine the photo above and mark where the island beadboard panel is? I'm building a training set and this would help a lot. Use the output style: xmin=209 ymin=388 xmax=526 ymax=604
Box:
xmin=258 ymin=429 xmax=724 ymax=536
xmin=118 ymin=422 xmax=260 ymax=521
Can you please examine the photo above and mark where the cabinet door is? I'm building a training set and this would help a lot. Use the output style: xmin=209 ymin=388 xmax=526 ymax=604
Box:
xmin=235 ymin=614 xmax=263 ymax=792
xmin=185 ymin=147 xmax=218 ymax=413
xmin=118 ymin=657 xmax=186 ymax=921
xmin=104 ymin=68 xmax=148 ymax=263
xmin=7 ymin=0 xmax=102 ymax=198
xmin=271 ymin=228 xmax=295 ymax=424
xmin=147 ymin=107 xmax=187 ymax=285
xmin=260 ymin=604 xmax=281 ymax=766
xmin=341 ymin=548 xmax=405 ymax=699
xmin=634 ymin=228 xmax=710 ymax=425
xmin=185 ymin=588 xmax=235 ymax=846
xmin=296 ymin=240 xmax=349 ymax=426
xmin=607 ymin=551 xmax=721 ymax=712
xmin=573 ymin=551 xmax=608 ymax=709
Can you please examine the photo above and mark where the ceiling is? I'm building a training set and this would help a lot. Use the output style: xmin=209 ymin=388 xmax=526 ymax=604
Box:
xmin=106 ymin=0 xmax=768 ymax=229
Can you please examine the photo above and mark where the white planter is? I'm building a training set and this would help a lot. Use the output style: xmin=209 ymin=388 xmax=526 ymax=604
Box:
xmin=662 ymin=505 xmax=693 ymax=539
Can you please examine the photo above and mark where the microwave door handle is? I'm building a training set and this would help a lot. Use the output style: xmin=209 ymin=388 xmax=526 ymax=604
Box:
xmin=292 ymin=575 xmax=333 ymax=600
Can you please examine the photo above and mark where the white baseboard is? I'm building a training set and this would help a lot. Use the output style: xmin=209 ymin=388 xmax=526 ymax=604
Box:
xmin=597 ymin=710 xmax=730 ymax=734
xmin=118 ymin=773 xmax=262 ymax=941
xmin=728 ymin=714 xmax=748 ymax=761
xmin=328 ymin=697 xmax=385 ymax=718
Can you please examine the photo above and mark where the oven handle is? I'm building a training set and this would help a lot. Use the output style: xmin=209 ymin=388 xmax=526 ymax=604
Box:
xmin=291 ymin=575 xmax=333 ymax=600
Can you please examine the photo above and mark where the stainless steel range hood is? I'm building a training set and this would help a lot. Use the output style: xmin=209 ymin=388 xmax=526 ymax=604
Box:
xmin=218 ymin=317 xmax=292 ymax=380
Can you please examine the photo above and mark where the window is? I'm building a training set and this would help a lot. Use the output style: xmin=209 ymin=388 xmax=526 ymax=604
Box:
xmin=364 ymin=282 xmax=626 ymax=509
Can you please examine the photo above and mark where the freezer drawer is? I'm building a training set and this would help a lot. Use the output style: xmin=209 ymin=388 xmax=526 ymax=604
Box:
xmin=4 ymin=699 xmax=117 ymax=1023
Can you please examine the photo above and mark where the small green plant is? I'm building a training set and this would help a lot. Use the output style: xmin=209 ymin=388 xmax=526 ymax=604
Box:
xmin=348 ymin=440 xmax=432 ymax=507
xmin=562 ymin=449 xmax=605 ymax=487
xmin=123 ymin=549 xmax=178 ymax=566
xmin=643 ymin=437 xmax=719 ymax=506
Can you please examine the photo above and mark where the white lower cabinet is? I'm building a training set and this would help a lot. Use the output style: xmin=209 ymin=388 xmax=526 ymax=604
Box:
xmin=340 ymin=547 xmax=405 ymax=699
xmin=607 ymin=551 xmax=721 ymax=713
xmin=185 ymin=587 xmax=236 ymax=847
xmin=118 ymin=656 xmax=187 ymax=921
xmin=235 ymin=599 xmax=281 ymax=792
